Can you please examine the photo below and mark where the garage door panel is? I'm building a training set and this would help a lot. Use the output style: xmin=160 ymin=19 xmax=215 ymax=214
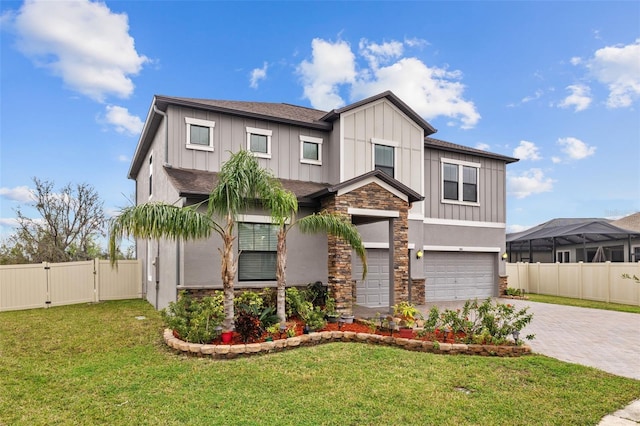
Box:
xmin=354 ymin=249 xmax=389 ymax=308
xmin=425 ymin=252 xmax=496 ymax=301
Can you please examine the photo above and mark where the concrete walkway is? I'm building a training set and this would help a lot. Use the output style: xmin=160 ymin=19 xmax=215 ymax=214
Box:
xmin=354 ymin=298 xmax=640 ymax=424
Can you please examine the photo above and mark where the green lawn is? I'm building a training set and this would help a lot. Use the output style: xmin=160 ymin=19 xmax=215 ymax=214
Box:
xmin=1 ymin=300 xmax=638 ymax=425
xmin=527 ymin=293 xmax=640 ymax=314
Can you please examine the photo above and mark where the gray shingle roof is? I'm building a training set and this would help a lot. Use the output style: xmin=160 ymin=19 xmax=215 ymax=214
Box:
xmin=425 ymin=137 xmax=519 ymax=164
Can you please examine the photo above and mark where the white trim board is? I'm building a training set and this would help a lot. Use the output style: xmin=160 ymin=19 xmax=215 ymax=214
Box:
xmin=423 ymin=217 xmax=506 ymax=229
xmin=348 ymin=207 xmax=399 ymax=218
xmin=423 ymin=245 xmax=501 ymax=253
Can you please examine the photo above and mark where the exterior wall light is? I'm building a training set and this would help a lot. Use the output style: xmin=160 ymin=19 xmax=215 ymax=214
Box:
xmin=502 ymin=252 xmax=508 ymax=261
xmin=416 ymin=250 xmax=424 ymax=259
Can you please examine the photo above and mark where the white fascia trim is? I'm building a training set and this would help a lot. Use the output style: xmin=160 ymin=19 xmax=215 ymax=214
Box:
xmin=423 ymin=217 xmax=506 ymax=229
xmin=364 ymin=242 xmax=389 ymax=249
xmin=348 ymin=207 xmax=399 ymax=218
xmin=423 ymin=245 xmax=501 ymax=253
xmin=337 ymin=176 xmax=408 ymax=202
xmin=408 ymin=213 xmax=424 ymax=221
xmin=339 ymin=118 xmax=344 ymax=182
xmin=441 ymin=157 xmax=481 ymax=168
xmin=237 ymin=214 xmax=289 ymax=224
xmin=408 ymin=243 xmax=415 ymax=250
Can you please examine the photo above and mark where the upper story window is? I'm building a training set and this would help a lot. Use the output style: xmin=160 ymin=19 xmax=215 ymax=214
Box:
xmin=238 ymin=222 xmax=277 ymax=281
xmin=185 ymin=117 xmax=215 ymax=151
xmin=442 ymin=159 xmax=480 ymax=205
xmin=300 ymin=135 xmax=323 ymax=165
xmin=371 ymin=138 xmax=398 ymax=178
xmin=246 ymin=127 xmax=272 ymax=158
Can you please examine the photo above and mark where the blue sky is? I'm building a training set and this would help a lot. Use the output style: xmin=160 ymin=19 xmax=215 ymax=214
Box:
xmin=1 ymin=0 xmax=639 ymax=242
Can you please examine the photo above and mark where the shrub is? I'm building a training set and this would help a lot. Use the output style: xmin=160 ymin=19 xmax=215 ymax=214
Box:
xmin=235 ymin=304 xmax=263 ymax=343
xmin=161 ymin=290 xmax=224 ymax=344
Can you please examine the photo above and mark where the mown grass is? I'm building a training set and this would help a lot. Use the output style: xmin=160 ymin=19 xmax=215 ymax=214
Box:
xmin=1 ymin=300 xmax=638 ymax=425
xmin=527 ymin=293 xmax=640 ymax=314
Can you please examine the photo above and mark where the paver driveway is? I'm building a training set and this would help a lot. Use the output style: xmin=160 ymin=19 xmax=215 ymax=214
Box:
xmin=500 ymin=299 xmax=640 ymax=379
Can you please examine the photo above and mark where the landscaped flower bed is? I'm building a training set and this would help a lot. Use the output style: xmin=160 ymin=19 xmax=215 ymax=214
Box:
xmin=162 ymin=286 xmax=534 ymax=359
xmin=163 ymin=323 xmax=532 ymax=359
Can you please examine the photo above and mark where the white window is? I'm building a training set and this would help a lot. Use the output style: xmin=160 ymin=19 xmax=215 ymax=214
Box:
xmin=185 ymin=117 xmax=215 ymax=151
xmin=246 ymin=127 xmax=272 ymax=158
xmin=148 ymin=154 xmax=153 ymax=199
xmin=300 ymin=135 xmax=323 ymax=165
xmin=556 ymin=250 xmax=570 ymax=263
xmin=371 ymin=138 xmax=398 ymax=178
xmin=441 ymin=159 xmax=480 ymax=205
xmin=238 ymin=222 xmax=278 ymax=281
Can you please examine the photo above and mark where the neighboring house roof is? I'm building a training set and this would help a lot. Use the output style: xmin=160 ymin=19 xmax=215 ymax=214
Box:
xmin=611 ymin=212 xmax=640 ymax=232
xmin=507 ymin=218 xmax=640 ymax=250
xmin=164 ymin=166 xmax=330 ymax=206
xmin=425 ymin=137 xmax=519 ymax=164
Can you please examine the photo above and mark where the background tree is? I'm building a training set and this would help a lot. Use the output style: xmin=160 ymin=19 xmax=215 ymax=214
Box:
xmin=3 ymin=178 xmax=105 ymax=264
xmin=263 ymin=186 xmax=367 ymax=322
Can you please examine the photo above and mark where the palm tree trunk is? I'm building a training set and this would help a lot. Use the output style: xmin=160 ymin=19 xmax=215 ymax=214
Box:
xmin=276 ymin=228 xmax=287 ymax=323
xmin=221 ymin=217 xmax=236 ymax=331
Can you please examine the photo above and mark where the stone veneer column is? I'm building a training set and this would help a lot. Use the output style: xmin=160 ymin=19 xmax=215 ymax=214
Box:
xmin=320 ymin=182 xmax=410 ymax=314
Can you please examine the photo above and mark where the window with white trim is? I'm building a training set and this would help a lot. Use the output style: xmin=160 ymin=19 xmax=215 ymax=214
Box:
xmin=371 ymin=138 xmax=398 ymax=178
xmin=238 ymin=222 xmax=277 ymax=281
xmin=246 ymin=127 xmax=272 ymax=158
xmin=185 ymin=117 xmax=215 ymax=151
xmin=556 ymin=250 xmax=570 ymax=263
xmin=300 ymin=135 xmax=323 ymax=165
xmin=442 ymin=159 xmax=480 ymax=204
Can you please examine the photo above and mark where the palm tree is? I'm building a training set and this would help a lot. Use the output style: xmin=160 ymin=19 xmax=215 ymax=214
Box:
xmin=263 ymin=186 xmax=367 ymax=323
xmin=109 ymin=150 xmax=276 ymax=330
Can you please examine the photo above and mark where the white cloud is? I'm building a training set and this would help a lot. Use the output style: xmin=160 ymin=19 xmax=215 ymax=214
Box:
xmin=507 ymin=224 xmax=534 ymax=234
xmin=475 ymin=143 xmax=490 ymax=151
xmin=570 ymin=56 xmax=583 ymax=66
xmin=404 ymin=37 xmax=429 ymax=48
xmin=297 ymin=38 xmax=357 ymax=110
xmin=9 ymin=0 xmax=148 ymax=102
xmin=351 ymin=57 xmax=480 ymax=129
xmin=359 ymin=38 xmax=403 ymax=69
xmin=507 ymin=169 xmax=554 ymax=199
xmin=0 ymin=185 xmax=34 ymax=202
xmin=557 ymin=137 xmax=596 ymax=160
xmin=558 ymin=84 xmax=592 ymax=112
xmin=513 ymin=140 xmax=542 ymax=161
xmin=587 ymin=39 xmax=640 ymax=108
xmin=297 ymin=37 xmax=480 ymax=129
xmin=521 ymin=89 xmax=543 ymax=104
xmin=0 ymin=218 xmax=19 ymax=228
xmin=551 ymin=156 xmax=562 ymax=164
xmin=104 ymin=105 xmax=143 ymax=135
xmin=118 ymin=155 xmax=130 ymax=162
xmin=250 ymin=62 xmax=268 ymax=89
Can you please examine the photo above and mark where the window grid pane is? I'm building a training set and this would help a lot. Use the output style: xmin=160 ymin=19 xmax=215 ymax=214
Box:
xmin=250 ymin=134 xmax=268 ymax=153
xmin=374 ymin=145 xmax=394 ymax=177
xmin=443 ymin=163 xmax=458 ymax=200
xmin=238 ymin=223 xmax=277 ymax=281
xmin=303 ymin=141 xmax=319 ymax=160
xmin=190 ymin=125 xmax=209 ymax=145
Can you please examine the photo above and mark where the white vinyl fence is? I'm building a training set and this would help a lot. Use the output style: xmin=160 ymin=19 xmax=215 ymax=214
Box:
xmin=0 ymin=259 xmax=142 ymax=312
xmin=506 ymin=262 xmax=640 ymax=306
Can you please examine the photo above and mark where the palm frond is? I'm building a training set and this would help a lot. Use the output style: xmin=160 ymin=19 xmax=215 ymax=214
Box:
xmin=297 ymin=212 xmax=367 ymax=279
xmin=108 ymin=202 xmax=211 ymax=265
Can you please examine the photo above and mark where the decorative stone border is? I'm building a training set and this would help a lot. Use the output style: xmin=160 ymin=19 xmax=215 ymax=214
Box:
xmin=163 ymin=329 xmax=531 ymax=360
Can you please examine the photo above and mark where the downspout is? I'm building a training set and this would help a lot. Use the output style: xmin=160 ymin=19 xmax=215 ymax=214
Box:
xmin=153 ymin=105 xmax=170 ymax=167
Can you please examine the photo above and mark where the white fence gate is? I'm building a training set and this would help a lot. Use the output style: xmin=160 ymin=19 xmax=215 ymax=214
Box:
xmin=506 ymin=261 xmax=640 ymax=306
xmin=0 ymin=259 xmax=142 ymax=312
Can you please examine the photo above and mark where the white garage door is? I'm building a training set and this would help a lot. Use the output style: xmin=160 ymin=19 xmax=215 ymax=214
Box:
xmin=354 ymin=249 xmax=389 ymax=308
xmin=424 ymin=252 xmax=496 ymax=301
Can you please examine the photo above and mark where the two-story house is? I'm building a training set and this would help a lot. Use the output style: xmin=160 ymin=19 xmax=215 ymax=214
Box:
xmin=128 ymin=91 xmax=517 ymax=311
